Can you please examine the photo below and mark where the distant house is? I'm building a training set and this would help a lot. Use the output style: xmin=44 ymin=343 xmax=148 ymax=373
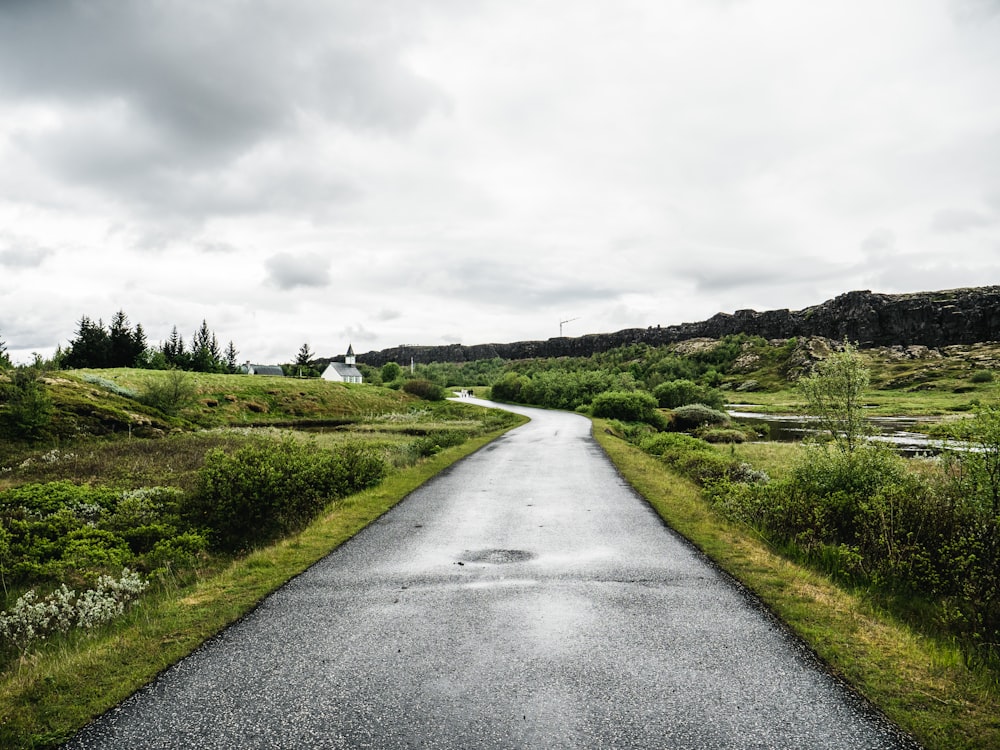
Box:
xmin=321 ymin=344 xmax=363 ymax=384
xmin=243 ymin=362 xmax=285 ymax=377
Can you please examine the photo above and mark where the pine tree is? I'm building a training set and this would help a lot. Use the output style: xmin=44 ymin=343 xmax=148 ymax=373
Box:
xmin=296 ymin=343 xmax=314 ymax=367
xmin=190 ymin=320 xmax=222 ymax=372
xmin=63 ymin=316 xmax=111 ymax=368
xmin=108 ymin=310 xmax=146 ymax=368
xmin=132 ymin=323 xmax=150 ymax=366
xmin=0 ymin=332 xmax=9 ymax=368
xmin=162 ymin=326 xmax=185 ymax=365
xmin=224 ymin=341 xmax=239 ymax=373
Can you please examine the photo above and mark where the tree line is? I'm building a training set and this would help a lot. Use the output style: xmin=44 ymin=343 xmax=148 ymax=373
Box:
xmin=57 ymin=311 xmax=240 ymax=373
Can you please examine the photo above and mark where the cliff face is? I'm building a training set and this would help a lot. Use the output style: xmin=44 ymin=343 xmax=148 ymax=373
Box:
xmin=357 ymin=286 xmax=1000 ymax=366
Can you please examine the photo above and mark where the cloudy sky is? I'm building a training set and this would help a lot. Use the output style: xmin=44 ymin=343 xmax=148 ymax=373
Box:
xmin=1 ymin=0 xmax=999 ymax=364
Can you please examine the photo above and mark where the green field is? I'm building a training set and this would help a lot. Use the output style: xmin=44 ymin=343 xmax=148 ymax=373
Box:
xmin=0 ymin=369 xmax=526 ymax=747
xmin=2 ymin=340 xmax=999 ymax=748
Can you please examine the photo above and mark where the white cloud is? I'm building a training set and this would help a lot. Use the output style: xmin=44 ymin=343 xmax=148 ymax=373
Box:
xmin=264 ymin=252 xmax=332 ymax=290
xmin=0 ymin=0 xmax=999 ymax=364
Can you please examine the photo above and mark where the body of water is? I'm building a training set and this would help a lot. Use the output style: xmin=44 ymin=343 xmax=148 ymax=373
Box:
xmin=727 ymin=410 xmax=950 ymax=456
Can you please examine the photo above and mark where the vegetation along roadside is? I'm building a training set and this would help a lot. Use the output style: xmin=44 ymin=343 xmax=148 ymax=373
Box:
xmin=582 ymin=345 xmax=1000 ymax=750
xmin=0 ymin=368 xmax=525 ymax=747
xmin=3 ymin=332 xmax=1000 ymax=748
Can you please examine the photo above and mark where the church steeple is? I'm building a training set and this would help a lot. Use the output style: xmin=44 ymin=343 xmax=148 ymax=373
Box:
xmin=345 ymin=343 xmax=356 ymax=365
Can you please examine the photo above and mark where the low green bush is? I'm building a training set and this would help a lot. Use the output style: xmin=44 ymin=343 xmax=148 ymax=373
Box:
xmin=698 ymin=428 xmax=749 ymax=443
xmin=138 ymin=369 xmax=196 ymax=416
xmin=670 ymin=403 xmax=730 ymax=431
xmin=412 ymin=429 xmax=467 ymax=457
xmin=635 ymin=432 xmax=766 ymax=487
xmin=591 ymin=390 xmax=664 ymax=427
xmin=970 ymin=370 xmax=995 ymax=384
xmin=0 ymin=368 xmax=53 ymax=442
xmin=402 ymin=379 xmax=445 ymax=401
xmin=709 ymin=437 xmax=1000 ymax=665
xmin=653 ymin=379 xmax=725 ymax=410
xmin=638 ymin=432 xmax=706 ymax=456
xmin=187 ymin=438 xmax=387 ymax=551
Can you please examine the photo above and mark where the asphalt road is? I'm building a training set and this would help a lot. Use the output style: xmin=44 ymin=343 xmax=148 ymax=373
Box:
xmin=65 ymin=399 xmax=920 ymax=749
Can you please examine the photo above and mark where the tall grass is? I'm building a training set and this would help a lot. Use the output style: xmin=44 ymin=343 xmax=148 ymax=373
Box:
xmin=594 ymin=422 xmax=1000 ymax=750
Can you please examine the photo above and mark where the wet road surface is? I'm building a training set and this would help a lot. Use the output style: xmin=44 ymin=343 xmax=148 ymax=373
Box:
xmin=65 ymin=400 xmax=919 ymax=749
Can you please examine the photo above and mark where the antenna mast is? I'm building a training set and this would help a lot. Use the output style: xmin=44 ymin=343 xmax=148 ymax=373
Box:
xmin=559 ymin=317 xmax=580 ymax=336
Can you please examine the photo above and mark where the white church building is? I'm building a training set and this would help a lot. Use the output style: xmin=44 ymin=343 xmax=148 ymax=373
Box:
xmin=321 ymin=344 xmax=363 ymax=384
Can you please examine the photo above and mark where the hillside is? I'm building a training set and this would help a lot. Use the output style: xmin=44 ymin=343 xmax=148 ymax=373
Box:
xmin=356 ymin=286 xmax=1000 ymax=366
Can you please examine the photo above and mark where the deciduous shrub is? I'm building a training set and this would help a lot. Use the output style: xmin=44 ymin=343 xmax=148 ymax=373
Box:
xmin=699 ymin=428 xmax=749 ymax=444
xmin=0 ymin=569 xmax=148 ymax=655
xmin=670 ymin=403 xmax=730 ymax=431
xmin=591 ymin=390 xmax=662 ymax=426
xmin=402 ymin=379 xmax=445 ymax=401
xmin=188 ymin=438 xmax=387 ymax=551
xmin=490 ymin=372 xmax=527 ymax=402
xmin=636 ymin=432 xmax=767 ymax=486
xmin=380 ymin=362 xmax=403 ymax=383
xmin=138 ymin=368 xmax=196 ymax=416
xmin=708 ymin=437 xmax=1000 ymax=664
xmin=652 ymin=379 xmax=725 ymax=410
xmin=411 ymin=429 xmax=467 ymax=457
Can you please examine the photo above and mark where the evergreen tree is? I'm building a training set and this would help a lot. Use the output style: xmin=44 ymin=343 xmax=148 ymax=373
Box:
xmin=131 ymin=323 xmax=151 ymax=367
xmin=63 ymin=316 xmax=110 ymax=368
xmin=0 ymin=366 xmax=52 ymax=441
xmin=224 ymin=341 xmax=239 ymax=373
xmin=296 ymin=343 xmax=314 ymax=367
xmin=190 ymin=320 xmax=222 ymax=372
xmin=162 ymin=326 xmax=186 ymax=367
xmin=108 ymin=310 xmax=146 ymax=368
xmin=0 ymin=333 xmax=9 ymax=368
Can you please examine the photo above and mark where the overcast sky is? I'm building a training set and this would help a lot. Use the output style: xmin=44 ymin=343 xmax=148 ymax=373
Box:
xmin=1 ymin=0 xmax=999 ymax=364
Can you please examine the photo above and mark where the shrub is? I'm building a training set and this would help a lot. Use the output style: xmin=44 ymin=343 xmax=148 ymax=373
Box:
xmin=670 ymin=403 xmax=730 ymax=431
xmin=798 ymin=342 xmax=870 ymax=452
xmin=188 ymin=438 xmax=387 ymax=551
xmin=402 ymin=379 xmax=445 ymax=401
xmin=591 ymin=390 xmax=661 ymax=424
xmin=699 ymin=428 xmax=748 ymax=444
xmin=144 ymin=532 xmax=208 ymax=578
xmin=0 ymin=367 xmax=53 ymax=441
xmin=0 ymin=569 xmax=148 ymax=655
xmin=636 ymin=432 xmax=765 ymax=487
xmin=653 ymin=379 xmax=725 ymax=410
xmin=490 ymin=372 xmax=527 ymax=402
xmin=945 ymin=406 xmax=1000 ymax=510
xmin=412 ymin=430 xmax=467 ymax=457
xmin=380 ymin=362 xmax=403 ymax=383
xmin=138 ymin=369 xmax=196 ymax=416
xmin=638 ymin=432 xmax=706 ymax=456
xmin=970 ymin=369 xmax=995 ymax=384
xmin=57 ymin=528 xmax=132 ymax=583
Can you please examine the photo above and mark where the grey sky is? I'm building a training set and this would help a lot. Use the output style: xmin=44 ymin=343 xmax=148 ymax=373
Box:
xmin=1 ymin=0 xmax=998 ymax=363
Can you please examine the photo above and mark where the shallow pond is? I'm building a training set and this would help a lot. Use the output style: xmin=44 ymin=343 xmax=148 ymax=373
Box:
xmin=727 ymin=410 xmax=949 ymax=456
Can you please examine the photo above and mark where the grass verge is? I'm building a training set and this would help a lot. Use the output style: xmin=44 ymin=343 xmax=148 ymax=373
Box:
xmin=0 ymin=419 xmax=525 ymax=749
xmin=592 ymin=420 xmax=1000 ymax=750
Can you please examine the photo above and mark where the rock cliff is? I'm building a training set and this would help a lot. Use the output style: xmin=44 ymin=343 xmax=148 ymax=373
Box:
xmin=356 ymin=286 xmax=1000 ymax=366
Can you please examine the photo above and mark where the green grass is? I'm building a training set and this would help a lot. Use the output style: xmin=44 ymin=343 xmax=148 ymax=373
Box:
xmin=593 ymin=420 xmax=1000 ymax=750
xmin=0 ymin=416 xmax=527 ymax=748
xmin=69 ymin=368 xmax=414 ymax=427
xmin=725 ymin=342 xmax=1000 ymax=419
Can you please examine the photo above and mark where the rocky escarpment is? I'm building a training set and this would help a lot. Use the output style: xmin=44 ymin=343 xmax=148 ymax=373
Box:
xmin=357 ymin=286 xmax=1000 ymax=366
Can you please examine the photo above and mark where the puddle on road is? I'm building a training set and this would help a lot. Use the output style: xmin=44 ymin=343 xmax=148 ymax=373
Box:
xmin=458 ymin=549 xmax=536 ymax=565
